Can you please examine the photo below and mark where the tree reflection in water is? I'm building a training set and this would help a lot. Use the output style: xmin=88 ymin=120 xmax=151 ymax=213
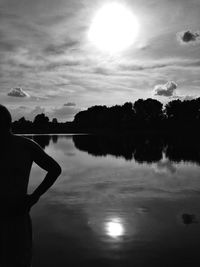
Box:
xmin=73 ymin=134 xmax=200 ymax=165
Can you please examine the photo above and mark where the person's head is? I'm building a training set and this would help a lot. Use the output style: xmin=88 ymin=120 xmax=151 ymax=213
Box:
xmin=0 ymin=104 xmax=12 ymax=134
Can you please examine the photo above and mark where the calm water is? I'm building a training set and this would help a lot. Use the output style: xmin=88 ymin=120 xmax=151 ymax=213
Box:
xmin=28 ymin=134 xmax=200 ymax=267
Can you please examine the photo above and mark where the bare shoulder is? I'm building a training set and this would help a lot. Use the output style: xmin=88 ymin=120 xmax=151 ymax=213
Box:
xmin=11 ymin=134 xmax=61 ymax=172
xmin=11 ymin=134 xmax=41 ymax=151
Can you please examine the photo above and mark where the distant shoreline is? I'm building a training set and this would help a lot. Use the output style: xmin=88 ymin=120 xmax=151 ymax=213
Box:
xmin=13 ymin=129 xmax=198 ymax=137
xmin=17 ymin=133 xmax=88 ymax=136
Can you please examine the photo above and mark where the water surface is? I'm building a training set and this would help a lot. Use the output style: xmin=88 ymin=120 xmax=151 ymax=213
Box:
xmin=28 ymin=134 xmax=200 ymax=267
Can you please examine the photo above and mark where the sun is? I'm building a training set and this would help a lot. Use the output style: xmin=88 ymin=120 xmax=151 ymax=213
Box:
xmin=88 ymin=3 xmax=140 ymax=53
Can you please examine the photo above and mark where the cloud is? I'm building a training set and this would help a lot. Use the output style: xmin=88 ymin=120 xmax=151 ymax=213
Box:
xmin=64 ymin=102 xmax=76 ymax=107
xmin=8 ymin=87 xmax=30 ymax=97
xmin=181 ymin=95 xmax=196 ymax=101
xmin=44 ymin=40 xmax=79 ymax=55
xmin=9 ymin=105 xmax=44 ymax=121
xmin=172 ymin=94 xmax=197 ymax=101
xmin=177 ymin=30 xmax=200 ymax=45
xmin=11 ymin=104 xmax=79 ymax=122
xmin=0 ymin=30 xmax=22 ymax=53
xmin=29 ymin=106 xmax=45 ymax=118
xmin=154 ymin=81 xmax=177 ymax=97
xmin=0 ymin=40 xmax=19 ymax=52
xmin=49 ymin=104 xmax=79 ymax=121
xmin=153 ymin=81 xmax=196 ymax=101
xmin=1 ymin=0 xmax=200 ymax=111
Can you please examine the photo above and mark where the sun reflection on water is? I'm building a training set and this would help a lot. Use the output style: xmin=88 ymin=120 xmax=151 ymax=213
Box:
xmin=105 ymin=217 xmax=125 ymax=239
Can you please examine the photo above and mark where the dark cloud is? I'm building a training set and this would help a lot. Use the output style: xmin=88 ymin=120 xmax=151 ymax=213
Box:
xmin=0 ymin=40 xmax=19 ymax=52
xmin=119 ymin=63 xmax=168 ymax=72
xmin=154 ymin=82 xmax=196 ymax=101
xmin=118 ymin=59 xmax=200 ymax=73
xmin=45 ymin=59 xmax=81 ymax=71
xmin=0 ymin=10 xmax=19 ymax=20
xmin=8 ymin=88 xmax=30 ymax=97
xmin=177 ymin=30 xmax=200 ymax=44
xmin=93 ymin=67 xmax=111 ymax=75
xmin=154 ymin=81 xmax=177 ymax=97
xmin=0 ymin=31 xmax=22 ymax=52
xmin=64 ymin=102 xmax=76 ymax=107
xmin=44 ymin=40 xmax=79 ymax=55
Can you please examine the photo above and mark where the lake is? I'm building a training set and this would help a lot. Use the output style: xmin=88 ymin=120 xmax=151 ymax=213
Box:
xmin=28 ymin=134 xmax=200 ymax=267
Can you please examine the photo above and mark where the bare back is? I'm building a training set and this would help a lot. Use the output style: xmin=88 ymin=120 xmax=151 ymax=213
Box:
xmin=0 ymin=135 xmax=33 ymax=198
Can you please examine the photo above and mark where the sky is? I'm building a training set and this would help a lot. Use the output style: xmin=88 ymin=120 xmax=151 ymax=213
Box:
xmin=0 ymin=0 xmax=200 ymax=121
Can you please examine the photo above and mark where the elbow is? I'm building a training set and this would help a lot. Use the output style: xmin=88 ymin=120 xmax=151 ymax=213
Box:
xmin=50 ymin=163 xmax=62 ymax=176
xmin=55 ymin=164 xmax=62 ymax=176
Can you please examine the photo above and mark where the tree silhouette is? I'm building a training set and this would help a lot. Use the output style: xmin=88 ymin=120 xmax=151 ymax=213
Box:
xmin=133 ymin=98 xmax=163 ymax=130
xmin=10 ymin=97 xmax=200 ymax=134
xmin=52 ymin=118 xmax=58 ymax=124
xmin=164 ymin=98 xmax=200 ymax=130
xmin=33 ymin=113 xmax=49 ymax=126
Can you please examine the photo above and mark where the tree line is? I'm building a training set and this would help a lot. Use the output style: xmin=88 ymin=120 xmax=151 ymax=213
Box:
xmin=12 ymin=113 xmax=74 ymax=134
xmin=12 ymin=98 xmax=200 ymax=134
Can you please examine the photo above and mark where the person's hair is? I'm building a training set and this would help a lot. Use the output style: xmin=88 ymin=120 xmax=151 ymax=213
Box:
xmin=0 ymin=104 xmax=12 ymax=133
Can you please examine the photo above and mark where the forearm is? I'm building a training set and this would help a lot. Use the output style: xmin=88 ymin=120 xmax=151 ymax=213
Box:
xmin=31 ymin=168 xmax=61 ymax=200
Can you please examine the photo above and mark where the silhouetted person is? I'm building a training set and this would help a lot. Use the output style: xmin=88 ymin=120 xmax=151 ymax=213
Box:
xmin=0 ymin=104 xmax=62 ymax=267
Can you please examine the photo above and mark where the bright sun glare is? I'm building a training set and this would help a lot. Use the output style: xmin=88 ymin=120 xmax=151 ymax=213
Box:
xmin=105 ymin=218 xmax=124 ymax=238
xmin=88 ymin=3 xmax=140 ymax=53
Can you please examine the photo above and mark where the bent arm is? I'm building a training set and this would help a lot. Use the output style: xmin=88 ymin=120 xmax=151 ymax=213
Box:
xmin=29 ymin=139 xmax=62 ymax=203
